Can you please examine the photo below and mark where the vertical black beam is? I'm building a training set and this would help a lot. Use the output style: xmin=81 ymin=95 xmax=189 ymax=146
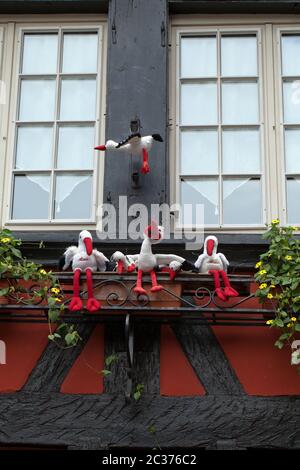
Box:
xmin=104 ymin=0 xmax=168 ymax=215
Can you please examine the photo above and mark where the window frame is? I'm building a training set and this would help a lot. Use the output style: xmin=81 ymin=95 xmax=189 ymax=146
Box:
xmin=170 ymin=15 xmax=300 ymax=234
xmin=2 ymin=16 xmax=107 ymax=230
xmin=170 ymin=23 xmax=267 ymax=232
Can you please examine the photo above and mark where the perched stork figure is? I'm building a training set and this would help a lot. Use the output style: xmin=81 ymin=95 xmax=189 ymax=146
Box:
xmin=60 ymin=230 xmax=109 ymax=312
xmin=194 ymin=235 xmax=239 ymax=301
xmin=95 ymin=132 xmax=163 ymax=175
xmin=111 ymin=251 xmax=136 ymax=274
xmin=131 ymin=222 xmax=186 ymax=295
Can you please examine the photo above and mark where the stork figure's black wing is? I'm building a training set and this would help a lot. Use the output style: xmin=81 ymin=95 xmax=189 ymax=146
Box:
xmin=116 ymin=132 xmax=141 ymax=148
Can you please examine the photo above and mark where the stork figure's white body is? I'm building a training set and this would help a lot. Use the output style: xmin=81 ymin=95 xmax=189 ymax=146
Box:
xmin=95 ymin=132 xmax=163 ymax=174
xmin=111 ymin=251 xmax=136 ymax=274
xmin=194 ymin=236 xmax=238 ymax=301
xmin=61 ymin=230 xmax=109 ymax=312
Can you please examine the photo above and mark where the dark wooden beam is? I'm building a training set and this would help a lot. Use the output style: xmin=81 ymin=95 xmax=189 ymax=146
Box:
xmin=0 ymin=0 xmax=108 ymax=14
xmin=172 ymin=322 xmax=245 ymax=395
xmin=0 ymin=394 xmax=299 ymax=449
xmin=169 ymin=0 xmax=300 ymax=14
xmin=22 ymin=323 xmax=95 ymax=392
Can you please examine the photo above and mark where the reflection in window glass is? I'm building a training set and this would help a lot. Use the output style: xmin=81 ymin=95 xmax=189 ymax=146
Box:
xmin=12 ymin=175 xmax=50 ymax=219
xmin=54 ymin=174 xmax=92 ymax=219
xmin=223 ymin=178 xmax=262 ymax=224
xmin=181 ymin=36 xmax=217 ymax=78
xmin=181 ymin=179 xmax=218 ymax=225
xmin=181 ymin=130 xmax=218 ymax=175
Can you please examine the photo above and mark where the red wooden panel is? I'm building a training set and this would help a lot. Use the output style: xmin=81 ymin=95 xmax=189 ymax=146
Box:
xmin=160 ymin=325 xmax=205 ymax=396
xmin=0 ymin=323 xmax=50 ymax=393
xmin=212 ymin=326 xmax=300 ymax=396
xmin=60 ymin=325 xmax=104 ymax=394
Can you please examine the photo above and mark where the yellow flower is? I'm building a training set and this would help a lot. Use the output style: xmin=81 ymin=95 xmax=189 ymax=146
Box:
xmin=266 ymin=320 xmax=273 ymax=325
xmin=285 ymin=255 xmax=292 ymax=261
xmin=259 ymin=283 xmax=267 ymax=289
xmin=271 ymin=219 xmax=280 ymax=225
xmin=270 ymin=285 xmax=276 ymax=289
xmin=0 ymin=237 xmax=11 ymax=244
xmin=287 ymin=323 xmax=292 ymax=328
xmin=54 ymin=298 xmax=61 ymax=303
xmin=267 ymin=293 xmax=273 ymax=299
xmin=39 ymin=269 xmax=47 ymax=275
xmin=51 ymin=287 xmax=60 ymax=295
xmin=255 ymin=261 xmax=262 ymax=269
xmin=292 ymin=226 xmax=298 ymax=231
xmin=258 ymin=270 xmax=267 ymax=276
xmin=291 ymin=317 xmax=297 ymax=322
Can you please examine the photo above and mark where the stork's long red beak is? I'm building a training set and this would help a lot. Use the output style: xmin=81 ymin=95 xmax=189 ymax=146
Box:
xmin=206 ymin=239 xmax=214 ymax=256
xmin=117 ymin=260 xmax=124 ymax=274
xmin=94 ymin=145 xmax=106 ymax=151
xmin=84 ymin=237 xmax=93 ymax=256
xmin=169 ymin=269 xmax=177 ymax=281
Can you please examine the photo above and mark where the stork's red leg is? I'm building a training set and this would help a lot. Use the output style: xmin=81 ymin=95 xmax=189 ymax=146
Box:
xmin=141 ymin=148 xmax=150 ymax=174
xmin=86 ymin=268 xmax=101 ymax=312
xmin=117 ymin=260 xmax=124 ymax=274
xmin=208 ymin=269 xmax=227 ymax=302
xmin=219 ymin=270 xmax=239 ymax=298
xmin=150 ymin=270 xmax=163 ymax=292
xmin=69 ymin=268 xmax=83 ymax=312
xmin=134 ymin=269 xmax=147 ymax=295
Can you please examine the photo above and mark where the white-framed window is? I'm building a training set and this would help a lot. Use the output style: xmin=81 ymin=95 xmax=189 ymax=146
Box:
xmin=170 ymin=17 xmax=300 ymax=231
xmin=1 ymin=17 xmax=107 ymax=228
xmin=275 ymin=27 xmax=300 ymax=225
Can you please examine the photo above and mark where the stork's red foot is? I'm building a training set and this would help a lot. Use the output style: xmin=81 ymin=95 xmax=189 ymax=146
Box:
xmin=150 ymin=285 xmax=163 ymax=293
xmin=223 ymin=286 xmax=239 ymax=298
xmin=134 ymin=286 xmax=147 ymax=295
xmin=86 ymin=298 xmax=101 ymax=312
xmin=215 ymin=288 xmax=228 ymax=302
xmin=69 ymin=296 xmax=83 ymax=312
xmin=141 ymin=162 xmax=150 ymax=174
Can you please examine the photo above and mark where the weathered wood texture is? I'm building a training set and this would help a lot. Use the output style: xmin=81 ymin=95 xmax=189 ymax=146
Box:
xmin=170 ymin=0 xmax=300 ymax=13
xmin=172 ymin=323 xmax=245 ymax=395
xmin=0 ymin=394 xmax=299 ymax=449
xmin=22 ymin=323 xmax=95 ymax=393
xmin=0 ymin=0 xmax=108 ymax=13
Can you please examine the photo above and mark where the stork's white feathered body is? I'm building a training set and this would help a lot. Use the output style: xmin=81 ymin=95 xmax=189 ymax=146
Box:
xmin=95 ymin=133 xmax=163 ymax=175
xmin=62 ymin=231 xmax=108 ymax=273
xmin=61 ymin=230 xmax=108 ymax=313
xmin=194 ymin=236 xmax=229 ymax=274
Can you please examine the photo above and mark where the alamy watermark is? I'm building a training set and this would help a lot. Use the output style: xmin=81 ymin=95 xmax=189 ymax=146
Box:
xmin=95 ymin=197 xmax=204 ymax=250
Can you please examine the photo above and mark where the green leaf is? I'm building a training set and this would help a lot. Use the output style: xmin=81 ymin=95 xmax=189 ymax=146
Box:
xmin=133 ymin=391 xmax=141 ymax=401
xmin=148 ymin=425 xmax=156 ymax=434
xmin=101 ymin=370 xmax=112 ymax=376
xmin=48 ymin=334 xmax=55 ymax=341
xmin=10 ymin=247 xmax=22 ymax=259
xmin=48 ymin=310 xmax=60 ymax=322
xmin=65 ymin=333 xmax=74 ymax=346
xmin=275 ymin=340 xmax=284 ymax=349
xmin=0 ymin=287 xmax=9 ymax=296
xmin=105 ymin=354 xmax=118 ymax=367
xmin=295 ymin=323 xmax=300 ymax=332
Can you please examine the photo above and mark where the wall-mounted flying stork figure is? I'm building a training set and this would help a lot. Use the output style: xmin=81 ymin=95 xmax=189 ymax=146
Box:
xmin=59 ymin=230 xmax=109 ymax=312
xmin=95 ymin=132 xmax=163 ymax=175
xmin=194 ymin=235 xmax=239 ymax=301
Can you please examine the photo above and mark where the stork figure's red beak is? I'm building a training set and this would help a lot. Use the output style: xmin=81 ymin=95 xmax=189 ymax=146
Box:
xmin=84 ymin=237 xmax=93 ymax=256
xmin=145 ymin=221 xmax=160 ymax=240
xmin=206 ymin=239 xmax=215 ymax=256
xmin=117 ymin=260 xmax=124 ymax=274
xmin=94 ymin=145 xmax=106 ymax=151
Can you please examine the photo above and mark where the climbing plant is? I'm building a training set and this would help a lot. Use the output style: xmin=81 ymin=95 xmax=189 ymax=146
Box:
xmin=0 ymin=228 xmax=80 ymax=347
xmin=255 ymin=220 xmax=300 ymax=372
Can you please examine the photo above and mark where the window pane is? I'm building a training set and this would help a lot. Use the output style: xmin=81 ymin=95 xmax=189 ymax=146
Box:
xmin=57 ymin=126 xmax=94 ymax=169
xmin=181 ymin=83 xmax=217 ymax=125
xmin=60 ymin=79 xmax=96 ymax=121
xmin=222 ymin=82 xmax=259 ymax=124
xmin=287 ymin=178 xmax=300 ymax=223
xmin=181 ymin=179 xmax=218 ymax=225
xmin=62 ymin=33 xmax=98 ymax=74
xmin=181 ymin=130 xmax=218 ymax=174
xmin=22 ymin=33 xmax=58 ymax=74
xmin=223 ymin=178 xmax=262 ymax=224
xmin=283 ymin=81 xmax=300 ymax=124
xmin=222 ymin=129 xmax=260 ymax=174
xmin=281 ymin=35 xmax=300 ymax=76
xmin=221 ymin=36 xmax=257 ymax=77
xmin=15 ymin=126 xmax=53 ymax=170
xmin=181 ymin=36 xmax=217 ymax=78
xmin=54 ymin=174 xmax=92 ymax=219
xmin=285 ymin=129 xmax=300 ymax=173
xmin=19 ymin=80 xmax=56 ymax=121
xmin=12 ymin=175 xmax=50 ymax=219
